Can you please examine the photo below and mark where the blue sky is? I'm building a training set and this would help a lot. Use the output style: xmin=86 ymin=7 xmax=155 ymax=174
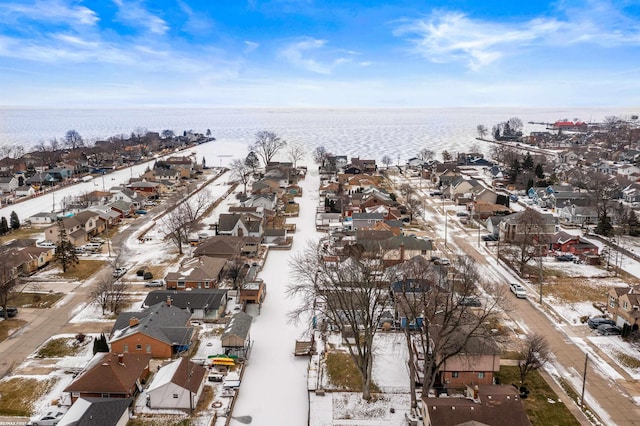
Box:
xmin=1 ymin=0 xmax=639 ymax=107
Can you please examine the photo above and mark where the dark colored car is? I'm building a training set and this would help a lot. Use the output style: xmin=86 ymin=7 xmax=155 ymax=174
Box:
xmin=135 ymin=209 xmax=147 ymax=215
xmin=460 ymin=297 xmax=481 ymax=307
xmin=597 ymin=324 xmax=622 ymax=336
xmin=482 ymin=234 xmax=498 ymax=241
xmin=143 ymin=271 xmax=153 ymax=280
xmin=556 ymin=254 xmax=574 ymax=262
xmin=587 ymin=317 xmax=616 ymax=329
xmin=0 ymin=307 xmax=18 ymax=318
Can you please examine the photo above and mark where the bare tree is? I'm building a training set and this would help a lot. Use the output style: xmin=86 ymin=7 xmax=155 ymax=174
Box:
xmin=441 ymin=150 xmax=452 ymax=162
xmin=399 ymin=183 xmax=414 ymax=201
xmin=91 ymin=275 xmax=115 ymax=315
xmin=503 ymin=209 xmax=550 ymax=275
xmin=313 ymin=146 xmax=329 ymax=167
xmin=230 ymin=159 xmax=252 ymax=195
xmin=287 ymin=142 xmax=306 ymax=168
xmin=476 ymin=124 xmax=488 ymax=139
xmin=225 ymin=256 xmax=245 ymax=289
xmin=0 ymin=252 xmax=20 ymax=319
xmin=64 ymin=129 xmax=85 ymax=151
xmin=418 ymin=149 xmax=435 ymax=162
xmin=517 ymin=334 xmax=550 ymax=384
xmin=381 ymin=155 xmax=393 ymax=169
xmin=250 ymin=131 xmax=287 ymax=166
xmin=160 ymin=189 xmax=211 ymax=255
xmin=391 ymin=255 xmax=505 ymax=403
xmin=288 ymin=240 xmax=392 ymax=400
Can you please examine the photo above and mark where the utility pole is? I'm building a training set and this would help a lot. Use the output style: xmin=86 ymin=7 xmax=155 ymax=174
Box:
xmin=581 ymin=353 xmax=588 ymax=409
xmin=538 ymin=243 xmax=543 ymax=304
xmin=443 ymin=194 xmax=448 ymax=248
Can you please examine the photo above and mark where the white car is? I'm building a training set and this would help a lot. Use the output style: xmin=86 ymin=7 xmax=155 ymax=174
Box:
xmin=113 ymin=267 xmax=128 ymax=278
xmin=29 ymin=410 xmax=65 ymax=425
xmin=510 ymin=283 xmax=527 ymax=299
xmin=145 ymin=279 xmax=166 ymax=287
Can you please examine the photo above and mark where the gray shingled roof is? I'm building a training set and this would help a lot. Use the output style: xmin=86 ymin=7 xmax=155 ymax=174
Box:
xmin=222 ymin=312 xmax=252 ymax=342
xmin=110 ymin=302 xmax=193 ymax=346
xmin=143 ymin=289 xmax=227 ymax=311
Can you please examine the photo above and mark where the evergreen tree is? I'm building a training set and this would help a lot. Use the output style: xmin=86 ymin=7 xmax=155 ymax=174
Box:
xmin=526 ymin=178 xmax=534 ymax=192
xmin=629 ymin=210 xmax=640 ymax=236
xmin=534 ymin=163 xmax=544 ymax=179
xmin=595 ymin=212 xmax=614 ymax=236
xmin=509 ymin=159 xmax=521 ymax=183
xmin=523 ymin=152 xmax=534 ymax=171
xmin=93 ymin=333 xmax=110 ymax=354
xmin=202 ymin=156 xmax=206 ymax=168
xmin=9 ymin=211 xmax=19 ymax=230
xmin=0 ymin=217 xmax=8 ymax=235
xmin=54 ymin=220 xmax=79 ymax=272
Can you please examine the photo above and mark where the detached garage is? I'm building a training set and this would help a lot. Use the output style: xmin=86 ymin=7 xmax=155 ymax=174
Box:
xmin=146 ymin=357 xmax=206 ymax=410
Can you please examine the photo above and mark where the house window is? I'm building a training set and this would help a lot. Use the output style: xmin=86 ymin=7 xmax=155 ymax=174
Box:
xmin=101 ymin=393 xmax=110 ymax=398
xmin=197 ymin=282 xmax=202 ymax=289
xmin=623 ymin=301 xmax=629 ymax=310
xmin=146 ymin=344 xmax=152 ymax=354
xmin=478 ymin=372 xmax=485 ymax=379
xmin=205 ymin=281 xmax=210 ymax=288
xmin=136 ymin=344 xmax=142 ymax=351
xmin=123 ymin=344 xmax=128 ymax=353
xmin=173 ymin=394 xmax=179 ymax=399
xmin=452 ymin=372 xmax=459 ymax=378
xmin=178 ymin=280 xmax=186 ymax=288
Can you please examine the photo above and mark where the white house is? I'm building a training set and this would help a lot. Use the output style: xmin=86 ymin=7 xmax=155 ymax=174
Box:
xmin=14 ymin=185 xmax=36 ymax=198
xmin=29 ymin=212 xmax=58 ymax=225
xmin=146 ymin=357 xmax=207 ymax=410
xmin=0 ymin=176 xmax=19 ymax=194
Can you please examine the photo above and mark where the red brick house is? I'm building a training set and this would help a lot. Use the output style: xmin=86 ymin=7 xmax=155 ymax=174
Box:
xmin=552 ymin=231 xmax=599 ymax=256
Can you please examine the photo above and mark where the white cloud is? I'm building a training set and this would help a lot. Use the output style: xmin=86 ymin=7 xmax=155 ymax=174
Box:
xmin=394 ymin=2 xmax=640 ymax=70
xmin=0 ymin=0 xmax=99 ymax=27
xmin=280 ymin=37 xmax=351 ymax=74
xmin=244 ymin=40 xmax=260 ymax=53
xmin=112 ymin=0 xmax=169 ymax=35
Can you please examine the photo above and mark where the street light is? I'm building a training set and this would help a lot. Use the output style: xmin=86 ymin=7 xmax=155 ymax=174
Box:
xmin=442 ymin=194 xmax=448 ymax=248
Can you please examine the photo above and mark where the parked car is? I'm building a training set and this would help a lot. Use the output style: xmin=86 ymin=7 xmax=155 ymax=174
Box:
xmin=28 ymin=410 xmax=65 ymax=425
xmin=587 ymin=317 xmax=616 ymax=329
xmin=0 ymin=307 xmax=18 ymax=318
xmin=460 ymin=296 xmax=481 ymax=307
xmin=143 ymin=271 xmax=153 ymax=280
xmin=136 ymin=268 xmax=148 ymax=276
xmin=429 ymin=191 xmax=443 ymax=196
xmin=145 ymin=279 xmax=165 ymax=287
xmin=113 ymin=267 xmax=128 ymax=278
xmin=556 ymin=254 xmax=574 ymax=262
xmin=135 ymin=209 xmax=148 ymax=215
xmin=597 ymin=324 xmax=622 ymax=336
xmin=482 ymin=234 xmax=499 ymax=241
xmin=433 ymin=258 xmax=450 ymax=266
xmin=510 ymin=283 xmax=527 ymax=299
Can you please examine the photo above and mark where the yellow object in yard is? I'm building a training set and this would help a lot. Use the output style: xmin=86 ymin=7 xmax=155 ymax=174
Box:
xmin=211 ymin=357 xmax=235 ymax=366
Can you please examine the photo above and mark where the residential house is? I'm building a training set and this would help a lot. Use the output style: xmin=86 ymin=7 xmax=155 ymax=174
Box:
xmin=350 ymin=157 xmax=377 ymax=174
xmin=28 ymin=212 xmax=58 ymax=225
xmin=421 ymin=385 xmax=531 ymax=426
xmin=165 ymin=256 xmax=227 ymax=290
xmin=110 ymin=187 xmax=141 ymax=206
xmin=355 ymin=233 xmax=433 ymax=265
xmin=127 ymin=180 xmax=160 ymax=195
xmin=14 ymin=185 xmax=36 ymax=198
xmin=142 ymin=289 xmax=228 ymax=320
xmin=218 ymin=213 xmax=264 ymax=237
xmin=43 ymin=211 xmax=100 ymax=246
xmin=551 ymin=231 xmax=599 ymax=257
xmin=436 ymin=333 xmax=501 ymax=388
xmin=557 ymin=204 xmax=598 ymax=225
xmin=244 ymin=193 xmax=277 ymax=211
xmin=499 ymin=210 xmax=557 ymax=243
xmin=25 ymin=171 xmax=56 ymax=187
xmin=351 ymin=212 xmax=385 ymax=230
xmin=164 ymin=156 xmax=195 ymax=173
xmin=0 ymin=176 xmax=19 ymax=193
xmin=608 ymin=287 xmax=640 ymax=330
xmin=109 ymin=302 xmax=194 ymax=358
xmin=64 ymin=352 xmax=151 ymax=403
xmin=471 ymin=201 xmax=512 ymax=220
xmin=57 ymin=397 xmax=132 ymax=426
xmin=193 ymin=236 xmax=262 ymax=259
xmin=221 ymin=312 xmax=252 ymax=360
xmin=146 ymin=357 xmax=207 ymax=410
xmin=47 ymin=167 xmax=73 ymax=182
xmin=239 ymin=266 xmax=266 ymax=305
xmin=2 ymin=245 xmax=54 ymax=276
xmin=263 ymin=228 xmax=287 ymax=245
xmin=109 ymin=200 xmax=136 ymax=218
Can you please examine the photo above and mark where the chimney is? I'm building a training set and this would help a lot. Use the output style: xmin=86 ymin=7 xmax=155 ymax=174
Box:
xmin=129 ymin=317 xmax=139 ymax=327
xmin=167 ymin=296 xmax=172 ymax=306
xmin=118 ymin=354 xmax=124 ymax=365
